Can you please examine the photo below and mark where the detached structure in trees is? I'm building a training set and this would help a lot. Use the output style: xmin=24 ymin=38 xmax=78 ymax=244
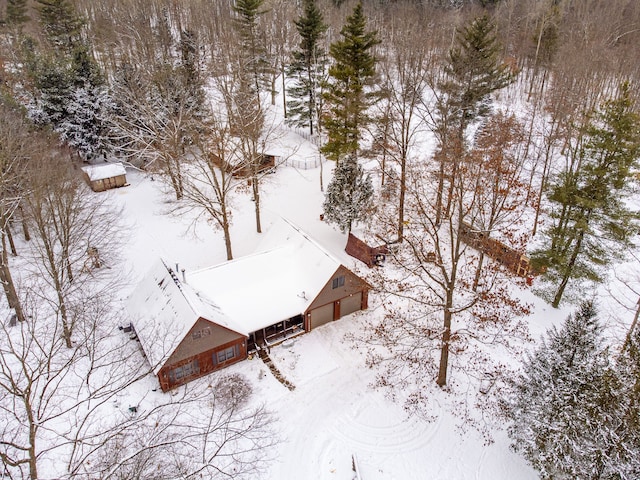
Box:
xmin=459 ymin=223 xmax=531 ymax=277
xmin=127 ymin=219 xmax=369 ymax=391
xmin=81 ymin=162 xmax=127 ymax=192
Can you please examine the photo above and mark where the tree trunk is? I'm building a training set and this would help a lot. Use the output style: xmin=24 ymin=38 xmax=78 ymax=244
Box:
xmin=444 ymin=160 xmax=456 ymax=220
xmin=397 ymin=154 xmax=407 ymax=242
xmin=26 ymin=396 xmax=38 ymax=479
xmin=436 ymin=292 xmax=453 ymax=387
xmin=0 ymin=232 xmax=26 ymax=322
xmin=435 ymin=156 xmax=445 ymax=227
xmin=436 ymin=302 xmax=451 ymax=387
xmin=319 ymin=153 xmax=324 ymax=192
xmin=552 ymin=229 xmax=585 ymax=308
xmin=252 ymin=175 xmax=262 ymax=234
xmin=5 ymin=220 xmax=17 ymax=256
xmin=472 ymin=251 xmax=485 ymax=292
xmin=222 ymin=210 xmax=233 ymax=261
xmin=281 ymin=64 xmax=287 ymax=118
xmin=20 ymin=205 xmax=30 ymax=241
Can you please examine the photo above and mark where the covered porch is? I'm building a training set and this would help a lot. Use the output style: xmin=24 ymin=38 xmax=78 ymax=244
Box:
xmin=248 ymin=314 xmax=305 ymax=352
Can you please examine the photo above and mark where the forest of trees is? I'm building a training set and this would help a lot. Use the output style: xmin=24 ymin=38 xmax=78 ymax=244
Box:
xmin=0 ymin=0 xmax=639 ymax=478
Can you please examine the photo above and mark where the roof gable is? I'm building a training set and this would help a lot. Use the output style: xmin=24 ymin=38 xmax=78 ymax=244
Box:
xmin=81 ymin=162 xmax=126 ymax=181
xmin=126 ymin=260 xmax=244 ymax=374
xmin=187 ymin=219 xmax=343 ymax=333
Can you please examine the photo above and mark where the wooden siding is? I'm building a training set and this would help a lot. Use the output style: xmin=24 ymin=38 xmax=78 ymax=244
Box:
xmin=345 ymin=233 xmax=389 ymax=268
xmin=157 ymin=337 xmax=247 ymax=392
xmin=165 ymin=318 xmax=246 ymax=366
xmin=459 ymin=222 xmax=531 ymax=277
xmin=304 ymin=266 xmax=369 ymax=331
xmin=85 ymin=173 xmax=127 ymax=192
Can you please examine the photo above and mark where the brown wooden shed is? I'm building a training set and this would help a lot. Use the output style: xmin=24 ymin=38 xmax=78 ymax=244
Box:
xmin=81 ymin=162 xmax=127 ymax=192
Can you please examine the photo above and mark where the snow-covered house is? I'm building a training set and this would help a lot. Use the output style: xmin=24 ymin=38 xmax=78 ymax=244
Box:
xmin=126 ymin=260 xmax=248 ymax=392
xmin=127 ymin=220 xmax=369 ymax=391
xmin=187 ymin=219 xmax=370 ymax=349
xmin=81 ymin=162 xmax=127 ymax=192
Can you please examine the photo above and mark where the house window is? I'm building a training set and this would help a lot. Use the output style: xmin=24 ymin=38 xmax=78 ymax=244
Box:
xmin=332 ymin=275 xmax=345 ymax=289
xmin=216 ymin=345 xmax=238 ymax=364
xmin=170 ymin=359 xmax=199 ymax=382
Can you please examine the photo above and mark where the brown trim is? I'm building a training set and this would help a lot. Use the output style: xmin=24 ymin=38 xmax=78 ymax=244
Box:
xmin=157 ymin=337 xmax=247 ymax=392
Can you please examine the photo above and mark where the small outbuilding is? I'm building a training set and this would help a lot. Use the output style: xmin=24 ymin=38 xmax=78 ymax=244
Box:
xmin=81 ymin=162 xmax=127 ymax=192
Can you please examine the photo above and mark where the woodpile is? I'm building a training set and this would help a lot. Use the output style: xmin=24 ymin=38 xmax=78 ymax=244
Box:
xmin=459 ymin=222 xmax=530 ymax=277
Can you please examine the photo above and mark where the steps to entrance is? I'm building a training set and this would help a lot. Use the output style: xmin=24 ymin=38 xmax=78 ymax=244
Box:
xmin=257 ymin=347 xmax=295 ymax=391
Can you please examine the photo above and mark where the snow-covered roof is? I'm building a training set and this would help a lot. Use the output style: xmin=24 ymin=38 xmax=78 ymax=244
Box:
xmin=187 ymin=219 xmax=342 ymax=334
xmin=126 ymin=259 xmax=244 ymax=375
xmin=81 ymin=162 xmax=126 ymax=181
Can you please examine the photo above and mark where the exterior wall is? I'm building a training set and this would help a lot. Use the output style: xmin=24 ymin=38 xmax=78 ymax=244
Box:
xmin=87 ymin=174 xmax=127 ymax=192
xmin=304 ymin=266 xmax=369 ymax=331
xmin=157 ymin=318 xmax=248 ymax=391
xmin=167 ymin=318 xmax=245 ymax=364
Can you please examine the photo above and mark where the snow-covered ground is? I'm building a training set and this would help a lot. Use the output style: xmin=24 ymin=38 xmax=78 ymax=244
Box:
xmin=98 ymin=101 xmax=640 ymax=478
xmin=101 ymin=135 xmax=561 ymax=479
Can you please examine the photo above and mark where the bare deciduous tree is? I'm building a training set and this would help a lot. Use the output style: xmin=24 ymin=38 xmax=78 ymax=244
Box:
xmin=0 ymin=97 xmax=34 ymax=324
xmin=374 ymin=5 xmax=432 ymax=242
xmin=23 ymin=152 xmax=124 ymax=348
xmin=363 ymin=155 xmax=530 ymax=401
xmin=178 ymin=115 xmax=241 ymax=261
xmin=77 ymin=374 xmax=277 ymax=480
xmin=0 ymin=296 xmax=145 ymax=479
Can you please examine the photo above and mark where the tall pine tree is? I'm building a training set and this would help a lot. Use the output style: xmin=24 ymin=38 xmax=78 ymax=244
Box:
xmin=607 ymin=326 xmax=640 ymax=478
xmin=442 ymin=14 xmax=515 ymax=131
xmin=321 ymin=1 xmax=379 ymax=162
xmin=435 ymin=14 xmax=515 ymax=224
xmin=232 ymin=0 xmax=269 ymax=100
xmin=35 ymin=0 xmax=83 ymax=54
xmin=507 ymin=302 xmax=619 ymax=479
xmin=286 ymin=0 xmax=328 ymax=136
xmin=533 ymin=82 xmax=640 ymax=307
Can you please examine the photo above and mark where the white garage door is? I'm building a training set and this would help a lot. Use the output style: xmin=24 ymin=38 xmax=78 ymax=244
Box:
xmin=340 ymin=292 xmax=362 ymax=318
xmin=309 ymin=303 xmax=334 ymax=330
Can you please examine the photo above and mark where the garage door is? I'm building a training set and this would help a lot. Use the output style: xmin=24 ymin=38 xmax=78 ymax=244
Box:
xmin=339 ymin=292 xmax=362 ymax=318
xmin=309 ymin=303 xmax=334 ymax=330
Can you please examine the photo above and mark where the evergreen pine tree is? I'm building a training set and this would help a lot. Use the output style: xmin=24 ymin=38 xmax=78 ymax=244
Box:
xmin=508 ymin=301 xmax=619 ymax=479
xmin=443 ymin=14 xmax=515 ymax=131
xmin=322 ymin=154 xmax=373 ymax=233
xmin=232 ymin=0 xmax=269 ymax=99
xmin=286 ymin=0 xmax=328 ymax=136
xmin=533 ymin=82 xmax=640 ymax=307
xmin=606 ymin=327 xmax=640 ymax=479
xmin=31 ymin=55 xmax=73 ymax=126
xmin=321 ymin=1 xmax=379 ymax=162
xmin=6 ymin=0 xmax=30 ymax=29
xmin=35 ymin=0 xmax=84 ymax=53
xmin=434 ymin=14 xmax=515 ymax=224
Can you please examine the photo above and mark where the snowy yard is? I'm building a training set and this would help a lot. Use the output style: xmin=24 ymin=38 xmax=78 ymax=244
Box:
xmin=106 ymin=146 xmax=556 ymax=479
